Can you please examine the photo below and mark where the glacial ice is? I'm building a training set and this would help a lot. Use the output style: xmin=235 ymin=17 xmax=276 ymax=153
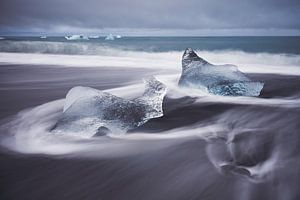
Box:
xmin=52 ymin=77 xmax=167 ymax=138
xmin=65 ymin=35 xmax=89 ymax=41
xmin=89 ymin=35 xmax=100 ymax=39
xmin=178 ymin=48 xmax=264 ymax=96
xmin=105 ymin=34 xmax=115 ymax=40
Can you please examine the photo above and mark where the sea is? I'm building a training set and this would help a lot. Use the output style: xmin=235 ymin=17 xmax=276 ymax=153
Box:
xmin=0 ymin=36 xmax=300 ymax=200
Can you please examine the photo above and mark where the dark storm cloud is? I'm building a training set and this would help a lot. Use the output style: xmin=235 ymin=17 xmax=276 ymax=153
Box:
xmin=0 ymin=0 xmax=299 ymax=34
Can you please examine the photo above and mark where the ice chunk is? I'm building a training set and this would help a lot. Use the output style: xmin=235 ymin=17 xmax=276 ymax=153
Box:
xmin=52 ymin=77 xmax=167 ymax=138
xmin=40 ymin=36 xmax=47 ymax=39
xmin=116 ymin=35 xmax=122 ymax=39
xmin=105 ymin=34 xmax=115 ymax=40
xmin=65 ymin=35 xmax=89 ymax=41
xmin=89 ymin=35 xmax=100 ymax=39
xmin=178 ymin=48 xmax=264 ymax=96
xmin=133 ymin=77 xmax=167 ymax=120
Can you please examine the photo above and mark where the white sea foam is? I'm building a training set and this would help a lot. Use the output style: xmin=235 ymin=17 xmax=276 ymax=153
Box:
xmin=2 ymin=73 xmax=300 ymax=156
xmin=0 ymin=98 xmax=223 ymax=155
xmin=0 ymin=47 xmax=300 ymax=75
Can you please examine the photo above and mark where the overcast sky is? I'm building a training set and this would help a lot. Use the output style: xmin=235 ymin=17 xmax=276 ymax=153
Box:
xmin=0 ymin=0 xmax=299 ymax=36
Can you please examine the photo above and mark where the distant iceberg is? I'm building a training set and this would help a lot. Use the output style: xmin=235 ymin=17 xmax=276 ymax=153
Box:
xmin=0 ymin=37 xmax=5 ymax=40
xmin=52 ymin=77 xmax=167 ymax=138
xmin=105 ymin=34 xmax=115 ymax=40
xmin=40 ymin=36 xmax=47 ymax=39
xmin=65 ymin=35 xmax=89 ymax=41
xmin=89 ymin=35 xmax=100 ymax=39
xmin=116 ymin=35 xmax=122 ymax=39
xmin=178 ymin=48 xmax=264 ymax=96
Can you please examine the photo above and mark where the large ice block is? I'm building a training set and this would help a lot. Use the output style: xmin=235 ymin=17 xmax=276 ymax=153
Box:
xmin=52 ymin=77 xmax=167 ymax=138
xmin=178 ymin=48 xmax=264 ymax=96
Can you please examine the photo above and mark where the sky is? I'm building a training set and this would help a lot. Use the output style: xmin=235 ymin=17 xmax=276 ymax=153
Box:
xmin=0 ymin=0 xmax=300 ymax=36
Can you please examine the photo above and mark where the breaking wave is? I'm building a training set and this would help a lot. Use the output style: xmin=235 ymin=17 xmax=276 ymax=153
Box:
xmin=0 ymin=42 xmax=300 ymax=75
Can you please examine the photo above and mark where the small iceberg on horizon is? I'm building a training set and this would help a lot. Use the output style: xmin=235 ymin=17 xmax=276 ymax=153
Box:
xmin=52 ymin=77 xmax=167 ymax=138
xmin=178 ymin=48 xmax=264 ymax=96
xmin=40 ymin=36 xmax=47 ymax=39
xmin=105 ymin=34 xmax=115 ymax=40
xmin=104 ymin=34 xmax=122 ymax=40
xmin=65 ymin=35 xmax=89 ymax=41
xmin=89 ymin=35 xmax=100 ymax=39
xmin=0 ymin=36 xmax=5 ymax=40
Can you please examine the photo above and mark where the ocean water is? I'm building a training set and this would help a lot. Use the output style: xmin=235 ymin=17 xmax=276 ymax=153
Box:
xmin=1 ymin=36 xmax=300 ymax=54
xmin=0 ymin=36 xmax=300 ymax=200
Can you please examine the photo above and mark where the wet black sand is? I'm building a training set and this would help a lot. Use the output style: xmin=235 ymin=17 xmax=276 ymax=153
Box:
xmin=1 ymin=64 xmax=300 ymax=200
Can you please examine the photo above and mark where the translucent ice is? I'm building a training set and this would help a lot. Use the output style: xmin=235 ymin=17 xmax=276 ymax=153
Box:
xmin=105 ymin=34 xmax=115 ymax=40
xmin=178 ymin=48 xmax=264 ymax=96
xmin=52 ymin=77 xmax=167 ymax=138
xmin=89 ymin=35 xmax=100 ymax=39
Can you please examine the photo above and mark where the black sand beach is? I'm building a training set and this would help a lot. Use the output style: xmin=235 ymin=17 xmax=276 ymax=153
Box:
xmin=1 ymin=64 xmax=300 ymax=200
